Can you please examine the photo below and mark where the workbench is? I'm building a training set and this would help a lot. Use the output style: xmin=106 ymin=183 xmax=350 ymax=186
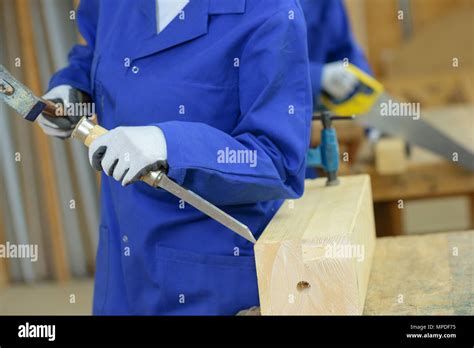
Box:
xmin=361 ymin=160 xmax=474 ymax=236
xmin=357 ymin=105 xmax=474 ymax=236
xmin=0 ymin=231 xmax=472 ymax=315
xmin=364 ymin=230 xmax=473 ymax=315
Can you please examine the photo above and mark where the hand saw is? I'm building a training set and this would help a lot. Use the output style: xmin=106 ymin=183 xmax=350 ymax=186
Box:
xmin=321 ymin=64 xmax=474 ymax=172
xmin=0 ymin=64 xmax=256 ymax=243
xmin=358 ymin=92 xmax=474 ymax=172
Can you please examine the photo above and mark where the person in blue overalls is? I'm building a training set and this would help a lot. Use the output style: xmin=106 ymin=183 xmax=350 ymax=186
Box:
xmin=300 ymin=0 xmax=371 ymax=105
xmin=299 ymin=0 xmax=372 ymax=178
xmin=38 ymin=0 xmax=312 ymax=315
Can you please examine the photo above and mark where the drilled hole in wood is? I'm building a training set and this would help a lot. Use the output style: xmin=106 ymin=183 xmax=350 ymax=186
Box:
xmin=296 ymin=281 xmax=311 ymax=292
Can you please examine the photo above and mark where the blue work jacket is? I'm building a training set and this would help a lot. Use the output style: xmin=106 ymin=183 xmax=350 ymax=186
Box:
xmin=49 ymin=0 xmax=312 ymax=315
xmin=300 ymin=0 xmax=372 ymax=99
xmin=300 ymin=0 xmax=371 ymax=179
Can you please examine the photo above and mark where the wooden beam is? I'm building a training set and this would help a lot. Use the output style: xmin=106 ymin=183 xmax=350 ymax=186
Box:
xmin=15 ymin=0 xmax=70 ymax=281
xmin=375 ymin=137 xmax=407 ymax=175
xmin=383 ymin=70 xmax=474 ymax=108
xmin=410 ymin=0 xmax=473 ymax=34
xmin=255 ymin=175 xmax=376 ymax=315
xmin=364 ymin=0 xmax=402 ymax=77
xmin=386 ymin=7 xmax=474 ymax=77
xmin=361 ymin=162 xmax=474 ymax=202
xmin=344 ymin=0 xmax=369 ymax=53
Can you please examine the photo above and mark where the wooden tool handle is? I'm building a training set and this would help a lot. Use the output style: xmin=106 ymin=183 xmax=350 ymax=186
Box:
xmin=41 ymin=92 xmax=92 ymax=118
xmin=83 ymin=123 xmax=108 ymax=147
xmin=41 ymin=99 xmax=62 ymax=117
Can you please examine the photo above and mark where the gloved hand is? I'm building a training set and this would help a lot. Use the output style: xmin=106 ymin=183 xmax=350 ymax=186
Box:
xmin=38 ymin=85 xmax=88 ymax=139
xmin=89 ymin=126 xmax=168 ymax=186
xmin=321 ymin=61 xmax=359 ymax=100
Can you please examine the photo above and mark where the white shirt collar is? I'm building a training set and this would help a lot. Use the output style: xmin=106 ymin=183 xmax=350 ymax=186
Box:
xmin=156 ymin=0 xmax=190 ymax=34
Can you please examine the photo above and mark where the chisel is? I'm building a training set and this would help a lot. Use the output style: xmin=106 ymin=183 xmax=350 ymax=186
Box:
xmin=73 ymin=117 xmax=256 ymax=243
xmin=0 ymin=64 xmax=256 ymax=243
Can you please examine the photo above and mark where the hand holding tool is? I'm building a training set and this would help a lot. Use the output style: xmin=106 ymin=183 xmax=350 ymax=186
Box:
xmin=321 ymin=61 xmax=360 ymax=101
xmin=38 ymin=85 xmax=88 ymax=139
xmin=73 ymin=117 xmax=257 ymax=243
xmin=0 ymin=64 xmax=257 ymax=243
xmin=320 ymin=63 xmax=384 ymax=116
xmin=318 ymin=63 xmax=474 ymax=172
xmin=88 ymin=126 xmax=168 ymax=186
xmin=1 ymin=64 xmax=58 ymax=121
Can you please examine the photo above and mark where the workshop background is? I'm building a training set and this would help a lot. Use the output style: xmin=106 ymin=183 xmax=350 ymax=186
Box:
xmin=0 ymin=0 xmax=473 ymax=314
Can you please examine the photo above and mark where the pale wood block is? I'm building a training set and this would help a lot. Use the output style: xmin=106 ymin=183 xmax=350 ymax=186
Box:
xmin=375 ymin=137 xmax=407 ymax=175
xmin=255 ymin=175 xmax=376 ymax=315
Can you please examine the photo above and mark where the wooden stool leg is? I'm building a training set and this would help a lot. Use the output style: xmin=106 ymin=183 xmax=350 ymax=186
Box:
xmin=374 ymin=201 xmax=404 ymax=236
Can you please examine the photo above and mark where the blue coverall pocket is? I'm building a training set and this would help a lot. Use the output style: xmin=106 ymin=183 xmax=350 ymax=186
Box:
xmin=153 ymin=246 xmax=259 ymax=315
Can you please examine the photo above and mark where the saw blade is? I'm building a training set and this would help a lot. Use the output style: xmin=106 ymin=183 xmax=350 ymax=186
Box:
xmin=0 ymin=64 xmax=45 ymax=121
xmin=358 ymin=93 xmax=474 ymax=172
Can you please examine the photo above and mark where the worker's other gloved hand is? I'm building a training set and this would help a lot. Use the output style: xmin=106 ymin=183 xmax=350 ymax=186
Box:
xmin=321 ymin=61 xmax=359 ymax=100
xmin=38 ymin=85 xmax=87 ymax=139
xmin=89 ymin=126 xmax=168 ymax=186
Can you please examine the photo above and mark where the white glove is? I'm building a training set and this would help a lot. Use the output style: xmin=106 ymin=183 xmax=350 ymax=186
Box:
xmin=321 ymin=61 xmax=359 ymax=100
xmin=38 ymin=85 xmax=86 ymax=139
xmin=89 ymin=126 xmax=168 ymax=186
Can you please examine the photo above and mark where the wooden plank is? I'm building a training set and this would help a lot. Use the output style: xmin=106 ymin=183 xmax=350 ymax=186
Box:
xmin=255 ymin=175 xmax=376 ymax=315
xmin=360 ymin=162 xmax=474 ymax=202
xmin=411 ymin=0 xmax=474 ymax=39
xmin=344 ymin=0 xmax=369 ymax=53
xmin=386 ymin=7 xmax=474 ymax=77
xmin=15 ymin=0 xmax=70 ymax=281
xmin=375 ymin=137 xmax=407 ymax=175
xmin=365 ymin=231 xmax=473 ymax=315
xmin=364 ymin=0 xmax=402 ymax=77
xmin=383 ymin=70 xmax=474 ymax=108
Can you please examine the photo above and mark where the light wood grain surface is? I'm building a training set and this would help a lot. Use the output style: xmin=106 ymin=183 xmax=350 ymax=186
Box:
xmin=364 ymin=230 xmax=473 ymax=315
xmin=255 ymin=175 xmax=376 ymax=315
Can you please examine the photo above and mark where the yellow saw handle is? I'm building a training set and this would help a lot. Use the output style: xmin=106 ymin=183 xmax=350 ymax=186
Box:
xmin=321 ymin=63 xmax=384 ymax=116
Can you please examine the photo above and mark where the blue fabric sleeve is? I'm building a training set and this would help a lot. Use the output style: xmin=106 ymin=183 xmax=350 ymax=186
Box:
xmin=325 ymin=0 xmax=372 ymax=74
xmin=301 ymin=0 xmax=372 ymax=98
xmin=156 ymin=7 xmax=312 ymax=206
xmin=48 ymin=0 xmax=100 ymax=94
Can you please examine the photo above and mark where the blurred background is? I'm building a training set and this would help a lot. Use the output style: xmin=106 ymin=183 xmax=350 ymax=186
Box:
xmin=0 ymin=0 xmax=473 ymax=314
xmin=0 ymin=0 xmax=97 ymax=313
